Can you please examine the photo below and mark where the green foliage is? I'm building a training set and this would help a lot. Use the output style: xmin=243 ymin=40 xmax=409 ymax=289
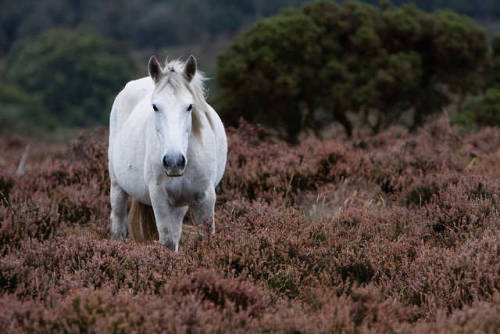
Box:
xmin=454 ymin=33 xmax=500 ymax=128
xmin=0 ymin=83 xmax=57 ymax=136
xmin=217 ymin=8 xmax=322 ymax=141
xmin=217 ymin=0 xmax=489 ymax=141
xmin=489 ymin=33 xmax=500 ymax=87
xmin=456 ymin=88 xmax=500 ymax=127
xmin=6 ymin=28 xmax=136 ymax=127
xmin=430 ymin=10 xmax=487 ymax=91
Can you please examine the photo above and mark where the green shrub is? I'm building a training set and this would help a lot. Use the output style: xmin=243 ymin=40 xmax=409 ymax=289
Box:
xmin=0 ymin=83 xmax=57 ymax=136
xmin=456 ymin=88 xmax=500 ymax=127
xmin=6 ymin=28 xmax=136 ymax=127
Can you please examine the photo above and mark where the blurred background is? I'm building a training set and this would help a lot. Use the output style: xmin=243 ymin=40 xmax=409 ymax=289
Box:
xmin=0 ymin=0 xmax=499 ymax=142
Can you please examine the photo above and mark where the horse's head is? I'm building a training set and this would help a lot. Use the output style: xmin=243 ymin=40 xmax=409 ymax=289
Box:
xmin=148 ymin=55 xmax=198 ymax=177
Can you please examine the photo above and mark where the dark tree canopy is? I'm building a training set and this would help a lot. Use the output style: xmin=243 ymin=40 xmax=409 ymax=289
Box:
xmin=217 ymin=0 xmax=489 ymax=141
xmin=6 ymin=28 xmax=136 ymax=127
xmin=216 ymin=8 xmax=323 ymax=140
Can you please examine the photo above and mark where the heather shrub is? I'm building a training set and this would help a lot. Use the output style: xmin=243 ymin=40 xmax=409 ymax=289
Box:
xmin=0 ymin=170 xmax=15 ymax=202
xmin=0 ymin=118 xmax=499 ymax=332
xmin=170 ymin=269 xmax=270 ymax=317
xmin=0 ymin=197 xmax=61 ymax=255
xmin=221 ymin=120 xmax=361 ymax=204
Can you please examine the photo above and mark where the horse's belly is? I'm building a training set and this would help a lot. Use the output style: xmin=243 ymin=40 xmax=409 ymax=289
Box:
xmin=115 ymin=166 xmax=151 ymax=205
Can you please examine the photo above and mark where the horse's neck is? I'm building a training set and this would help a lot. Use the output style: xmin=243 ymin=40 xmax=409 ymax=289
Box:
xmin=186 ymin=129 xmax=204 ymax=160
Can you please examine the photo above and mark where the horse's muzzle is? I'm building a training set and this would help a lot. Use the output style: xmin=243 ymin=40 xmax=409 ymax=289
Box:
xmin=162 ymin=154 xmax=186 ymax=177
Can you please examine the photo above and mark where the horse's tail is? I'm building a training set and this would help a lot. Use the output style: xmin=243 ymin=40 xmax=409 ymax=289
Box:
xmin=128 ymin=199 xmax=158 ymax=242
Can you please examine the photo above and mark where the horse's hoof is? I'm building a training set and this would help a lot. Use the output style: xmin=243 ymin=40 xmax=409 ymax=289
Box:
xmin=111 ymin=230 xmax=128 ymax=240
xmin=158 ymin=239 xmax=178 ymax=252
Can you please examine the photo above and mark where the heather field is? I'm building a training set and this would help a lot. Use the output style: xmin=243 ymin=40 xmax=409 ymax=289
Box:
xmin=0 ymin=118 xmax=499 ymax=333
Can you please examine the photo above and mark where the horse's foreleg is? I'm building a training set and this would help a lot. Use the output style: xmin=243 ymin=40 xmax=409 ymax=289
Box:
xmin=110 ymin=181 xmax=129 ymax=239
xmin=191 ymin=187 xmax=216 ymax=236
xmin=150 ymin=186 xmax=188 ymax=251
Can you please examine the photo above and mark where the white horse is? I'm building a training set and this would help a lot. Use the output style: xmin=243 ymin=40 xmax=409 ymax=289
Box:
xmin=108 ymin=55 xmax=227 ymax=251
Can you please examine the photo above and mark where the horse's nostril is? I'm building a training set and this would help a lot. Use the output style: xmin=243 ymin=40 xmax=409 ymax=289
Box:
xmin=178 ymin=155 xmax=186 ymax=169
xmin=162 ymin=155 xmax=169 ymax=169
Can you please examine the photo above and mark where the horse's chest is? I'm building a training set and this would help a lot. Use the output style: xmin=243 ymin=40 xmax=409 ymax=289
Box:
xmin=165 ymin=176 xmax=208 ymax=206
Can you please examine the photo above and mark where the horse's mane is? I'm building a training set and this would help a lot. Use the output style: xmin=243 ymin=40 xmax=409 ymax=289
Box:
xmin=157 ymin=58 xmax=209 ymax=136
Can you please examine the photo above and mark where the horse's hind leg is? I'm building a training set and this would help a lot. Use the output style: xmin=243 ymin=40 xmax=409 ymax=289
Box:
xmin=191 ymin=187 xmax=216 ymax=236
xmin=110 ymin=180 xmax=129 ymax=239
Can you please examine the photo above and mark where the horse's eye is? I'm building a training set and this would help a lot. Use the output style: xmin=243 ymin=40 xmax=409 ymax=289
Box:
xmin=187 ymin=104 xmax=193 ymax=111
xmin=152 ymin=104 xmax=158 ymax=112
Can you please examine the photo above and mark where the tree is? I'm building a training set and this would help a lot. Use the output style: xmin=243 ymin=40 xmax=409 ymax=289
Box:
xmin=216 ymin=0 xmax=489 ymax=142
xmin=6 ymin=27 xmax=136 ymax=127
xmin=216 ymin=8 xmax=322 ymax=141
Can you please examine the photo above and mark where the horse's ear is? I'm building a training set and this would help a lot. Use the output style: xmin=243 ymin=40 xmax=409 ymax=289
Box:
xmin=184 ymin=55 xmax=197 ymax=82
xmin=148 ymin=56 xmax=163 ymax=83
